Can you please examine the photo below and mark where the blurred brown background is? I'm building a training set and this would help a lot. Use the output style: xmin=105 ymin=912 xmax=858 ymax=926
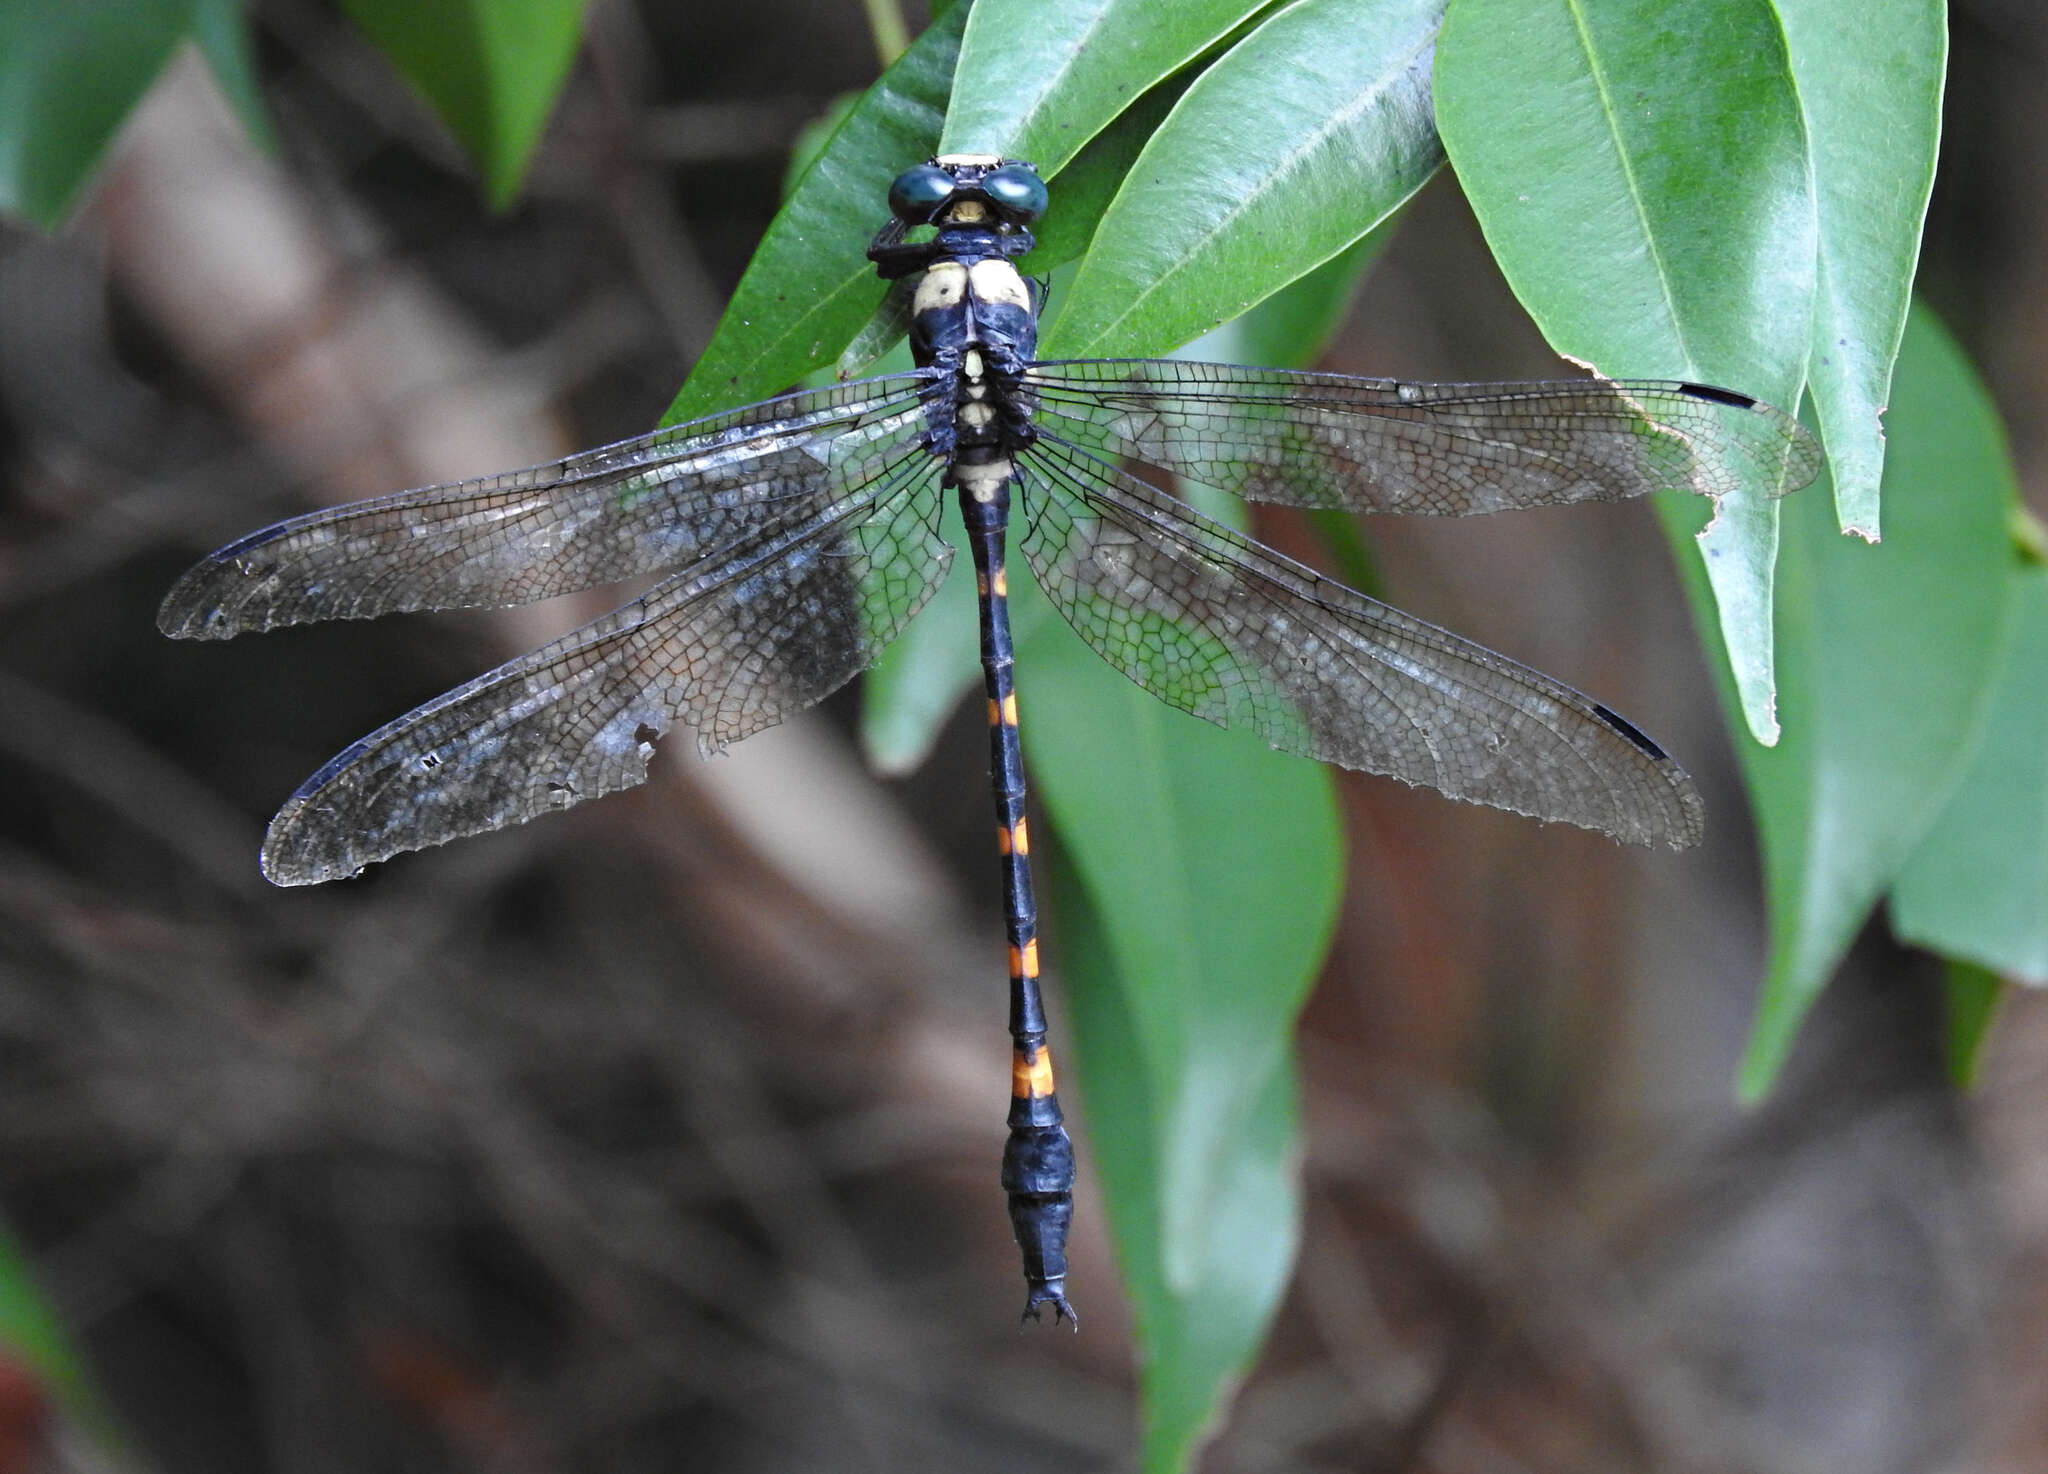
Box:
xmin=2 ymin=2 xmax=2045 ymax=1470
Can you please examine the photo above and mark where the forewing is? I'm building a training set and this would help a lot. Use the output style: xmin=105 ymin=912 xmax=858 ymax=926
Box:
xmin=1017 ymin=437 xmax=1703 ymax=848
xmin=160 ymin=374 xmax=940 ymax=638
xmin=260 ymin=454 xmax=951 ymax=884
xmin=1028 ymin=360 xmax=1821 ymax=515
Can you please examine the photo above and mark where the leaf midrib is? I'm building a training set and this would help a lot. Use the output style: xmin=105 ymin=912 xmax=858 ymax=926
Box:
xmin=1562 ymin=0 xmax=1692 ymax=371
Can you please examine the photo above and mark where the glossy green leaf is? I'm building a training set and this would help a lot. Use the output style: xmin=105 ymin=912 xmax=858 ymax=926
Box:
xmin=785 ymin=93 xmax=863 ymax=197
xmin=342 ymin=0 xmax=589 ymax=209
xmin=1025 ymin=73 xmax=1188 ymax=271
xmin=1893 ymin=567 xmax=2048 ymax=983
xmin=1941 ymin=961 xmax=2004 ymax=1090
xmin=0 ymin=0 xmax=265 ymax=228
xmin=1043 ymin=0 xmax=1446 ymax=358
xmin=1437 ymin=0 xmax=1815 ymax=745
xmin=1704 ymin=308 xmax=2016 ymax=1097
xmin=940 ymin=0 xmax=1268 ymax=174
xmin=1776 ymin=0 xmax=1945 ymax=538
xmin=1021 ymin=558 xmax=1341 ymax=1474
xmin=1184 ymin=221 xmax=1391 ymax=370
xmin=1048 ymin=849 xmax=1304 ymax=1474
xmin=661 ymin=5 xmax=966 ymax=426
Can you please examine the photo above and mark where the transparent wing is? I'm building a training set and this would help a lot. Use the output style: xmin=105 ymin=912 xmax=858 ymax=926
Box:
xmin=260 ymin=453 xmax=951 ymax=884
xmin=1017 ymin=436 xmax=1703 ymax=848
xmin=1028 ymin=359 xmax=1822 ymax=515
xmin=160 ymin=373 xmax=941 ymax=638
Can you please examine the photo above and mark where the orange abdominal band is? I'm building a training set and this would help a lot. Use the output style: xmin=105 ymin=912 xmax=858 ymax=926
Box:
xmin=1013 ymin=1046 xmax=1056 ymax=1098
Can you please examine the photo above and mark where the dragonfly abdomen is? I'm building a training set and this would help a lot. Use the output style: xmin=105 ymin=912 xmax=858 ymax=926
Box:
xmin=892 ymin=158 xmax=1078 ymax=1323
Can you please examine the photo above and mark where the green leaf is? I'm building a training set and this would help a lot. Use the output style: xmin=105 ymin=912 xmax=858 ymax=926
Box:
xmin=1179 ymin=217 xmax=1393 ymax=369
xmin=1436 ymin=0 xmax=1816 ymax=745
xmin=0 ymin=0 xmax=266 ymax=228
xmin=1021 ymin=560 xmax=1342 ymax=1474
xmin=940 ymin=0 xmax=1270 ymax=174
xmin=1776 ymin=0 xmax=1945 ymax=538
xmin=1941 ymin=961 xmax=2004 ymax=1090
xmin=1025 ymin=74 xmax=1188 ymax=271
xmin=1042 ymin=0 xmax=1446 ymax=359
xmin=784 ymin=93 xmax=864 ymax=198
xmin=1048 ymin=851 xmax=1307 ymax=1474
xmin=1712 ymin=307 xmax=2017 ymax=1098
xmin=661 ymin=4 xmax=967 ymax=426
xmin=1893 ymin=567 xmax=2048 ymax=983
xmin=341 ymin=0 xmax=590 ymax=210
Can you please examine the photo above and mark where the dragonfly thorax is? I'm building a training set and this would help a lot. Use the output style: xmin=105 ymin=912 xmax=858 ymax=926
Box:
xmin=908 ymin=258 xmax=1038 ymax=364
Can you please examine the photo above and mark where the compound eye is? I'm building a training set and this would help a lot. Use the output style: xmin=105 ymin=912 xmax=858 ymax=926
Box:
xmin=982 ymin=163 xmax=1048 ymax=223
xmin=888 ymin=164 xmax=955 ymax=222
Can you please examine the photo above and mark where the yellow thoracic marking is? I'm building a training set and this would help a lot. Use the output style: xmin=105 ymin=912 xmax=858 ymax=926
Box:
xmin=1012 ymin=1047 xmax=1057 ymax=1099
xmin=960 ymin=401 xmax=994 ymax=429
xmin=1013 ymin=816 xmax=1030 ymax=855
xmin=992 ymin=566 xmax=1008 ymax=597
xmin=963 ymin=348 xmax=984 ymax=380
xmin=958 ymin=457 xmax=1011 ymax=503
xmin=1001 ymin=691 xmax=1018 ymax=727
xmin=968 ymin=258 xmax=1031 ymax=312
xmin=913 ymin=262 xmax=967 ymax=317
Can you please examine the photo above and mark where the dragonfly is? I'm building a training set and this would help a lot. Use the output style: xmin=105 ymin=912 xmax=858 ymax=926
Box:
xmin=160 ymin=154 xmax=1823 ymax=1326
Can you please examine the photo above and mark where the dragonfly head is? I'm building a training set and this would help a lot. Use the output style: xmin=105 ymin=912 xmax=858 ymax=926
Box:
xmin=886 ymin=156 xmax=1047 ymax=232
xmin=869 ymin=157 xmax=1046 ymax=281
